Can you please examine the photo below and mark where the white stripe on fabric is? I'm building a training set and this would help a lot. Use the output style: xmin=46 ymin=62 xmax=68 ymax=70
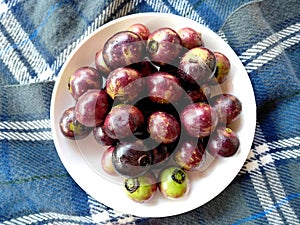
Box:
xmin=0 ymin=119 xmax=51 ymax=130
xmin=144 ymin=0 xmax=172 ymax=13
xmin=2 ymin=212 xmax=94 ymax=225
xmin=0 ymin=9 xmax=53 ymax=84
xmin=245 ymin=33 xmax=300 ymax=73
xmin=0 ymin=131 xmax=52 ymax=141
xmin=167 ymin=0 xmax=207 ymax=26
xmin=239 ymin=22 xmax=300 ymax=63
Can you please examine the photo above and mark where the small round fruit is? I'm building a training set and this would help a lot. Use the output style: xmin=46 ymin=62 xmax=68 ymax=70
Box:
xmin=127 ymin=23 xmax=150 ymax=40
xmin=184 ymin=83 xmax=211 ymax=103
xmin=75 ymin=89 xmax=110 ymax=127
xmin=112 ymin=140 xmax=152 ymax=177
xmin=106 ymin=67 xmax=144 ymax=102
xmin=148 ymin=111 xmax=180 ymax=144
xmin=95 ymin=49 xmax=111 ymax=76
xmin=104 ymin=104 xmax=144 ymax=140
xmin=147 ymin=72 xmax=183 ymax=104
xmin=211 ymin=52 xmax=231 ymax=85
xmin=150 ymin=143 xmax=175 ymax=169
xmin=158 ymin=166 xmax=190 ymax=199
xmin=59 ymin=106 xmax=92 ymax=139
xmin=207 ymin=126 xmax=240 ymax=157
xmin=124 ymin=171 xmax=157 ymax=203
xmin=102 ymin=31 xmax=144 ymax=70
xmin=68 ymin=66 xmax=102 ymax=100
xmin=174 ymin=139 xmax=205 ymax=171
xmin=177 ymin=27 xmax=203 ymax=49
xmin=210 ymin=94 xmax=242 ymax=125
xmin=180 ymin=102 xmax=218 ymax=137
xmin=93 ymin=125 xmax=117 ymax=146
xmin=146 ymin=27 xmax=182 ymax=65
xmin=179 ymin=47 xmax=216 ymax=84
xmin=101 ymin=146 xmax=118 ymax=176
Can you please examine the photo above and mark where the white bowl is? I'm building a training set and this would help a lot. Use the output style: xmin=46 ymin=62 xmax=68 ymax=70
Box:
xmin=50 ymin=12 xmax=256 ymax=217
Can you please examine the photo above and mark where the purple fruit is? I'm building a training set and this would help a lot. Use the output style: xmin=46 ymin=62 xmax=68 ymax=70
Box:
xmin=93 ymin=125 xmax=118 ymax=146
xmin=146 ymin=27 xmax=182 ymax=65
xmin=95 ymin=49 xmax=111 ymax=77
xmin=180 ymin=102 xmax=218 ymax=137
xmin=158 ymin=166 xmax=190 ymax=199
xmin=106 ymin=67 xmax=144 ymax=102
xmin=129 ymin=58 xmax=159 ymax=77
xmin=112 ymin=140 xmax=152 ymax=177
xmin=177 ymin=27 xmax=203 ymax=49
xmin=179 ymin=47 xmax=216 ymax=84
xmin=207 ymin=126 xmax=240 ymax=157
xmin=75 ymin=89 xmax=110 ymax=127
xmin=68 ymin=66 xmax=102 ymax=100
xmin=148 ymin=111 xmax=180 ymax=144
xmin=210 ymin=94 xmax=242 ymax=125
xmin=147 ymin=72 xmax=183 ymax=104
xmin=184 ymin=83 xmax=211 ymax=103
xmin=103 ymin=104 xmax=144 ymax=140
xmin=150 ymin=143 xmax=175 ymax=169
xmin=124 ymin=171 xmax=157 ymax=203
xmin=174 ymin=139 xmax=205 ymax=171
xmin=101 ymin=146 xmax=118 ymax=176
xmin=102 ymin=31 xmax=144 ymax=70
xmin=127 ymin=23 xmax=150 ymax=41
xmin=59 ymin=106 xmax=92 ymax=139
xmin=211 ymin=52 xmax=231 ymax=85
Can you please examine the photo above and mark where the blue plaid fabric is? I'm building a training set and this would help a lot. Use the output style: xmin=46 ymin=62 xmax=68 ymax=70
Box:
xmin=1 ymin=0 xmax=299 ymax=224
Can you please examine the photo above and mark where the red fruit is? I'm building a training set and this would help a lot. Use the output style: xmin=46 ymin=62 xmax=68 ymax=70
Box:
xmin=95 ymin=49 xmax=111 ymax=77
xmin=93 ymin=125 xmax=118 ymax=146
xmin=101 ymin=146 xmax=118 ymax=176
xmin=177 ymin=27 xmax=203 ymax=49
xmin=211 ymin=52 xmax=231 ymax=85
xmin=127 ymin=23 xmax=150 ymax=40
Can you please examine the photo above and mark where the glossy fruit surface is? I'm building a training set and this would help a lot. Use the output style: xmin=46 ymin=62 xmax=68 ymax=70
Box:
xmin=104 ymin=104 xmax=144 ymax=140
xmin=68 ymin=67 xmax=102 ymax=100
xmin=158 ymin=166 xmax=190 ymax=199
xmin=93 ymin=125 xmax=118 ymax=146
xmin=211 ymin=52 xmax=231 ymax=85
xmin=148 ymin=111 xmax=180 ymax=144
xmin=106 ymin=67 xmax=144 ymax=102
xmin=95 ymin=49 xmax=111 ymax=76
xmin=59 ymin=106 xmax=92 ymax=139
xmin=102 ymin=31 xmax=144 ymax=70
xmin=124 ymin=171 xmax=157 ymax=203
xmin=146 ymin=27 xmax=182 ymax=65
xmin=127 ymin=23 xmax=150 ymax=40
xmin=177 ymin=27 xmax=203 ymax=49
xmin=207 ymin=126 xmax=240 ymax=157
xmin=211 ymin=94 xmax=242 ymax=125
xmin=181 ymin=102 xmax=218 ymax=137
xmin=75 ymin=89 xmax=110 ymax=127
xmin=147 ymin=72 xmax=183 ymax=104
xmin=112 ymin=140 xmax=152 ymax=177
xmin=101 ymin=146 xmax=118 ymax=176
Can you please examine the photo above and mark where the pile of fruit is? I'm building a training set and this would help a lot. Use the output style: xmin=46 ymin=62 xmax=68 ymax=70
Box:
xmin=59 ymin=23 xmax=242 ymax=203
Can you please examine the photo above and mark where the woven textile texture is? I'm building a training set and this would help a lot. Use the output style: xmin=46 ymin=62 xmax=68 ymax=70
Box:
xmin=0 ymin=0 xmax=299 ymax=224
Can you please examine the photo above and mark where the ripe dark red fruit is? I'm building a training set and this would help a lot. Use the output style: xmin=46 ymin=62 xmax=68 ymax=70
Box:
xmin=75 ymin=89 xmax=110 ymax=127
xmin=127 ymin=23 xmax=150 ymax=41
xmin=95 ymin=49 xmax=111 ymax=77
xmin=177 ymin=27 xmax=203 ymax=49
xmin=68 ymin=66 xmax=102 ymax=100
xmin=101 ymin=146 xmax=118 ymax=176
xmin=211 ymin=52 xmax=231 ymax=85
xmin=93 ymin=125 xmax=118 ymax=146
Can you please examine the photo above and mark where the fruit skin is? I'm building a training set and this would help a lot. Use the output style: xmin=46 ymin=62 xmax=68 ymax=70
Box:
xmin=183 ymin=83 xmax=211 ymax=104
xmin=75 ymin=89 xmax=111 ymax=127
xmin=174 ymin=139 xmax=206 ymax=171
xmin=158 ymin=166 xmax=190 ymax=199
xmin=180 ymin=102 xmax=218 ymax=137
xmin=105 ymin=67 xmax=144 ymax=102
xmin=127 ymin=23 xmax=150 ymax=41
xmin=177 ymin=27 xmax=203 ymax=49
xmin=179 ymin=47 xmax=216 ymax=84
xmin=124 ymin=171 xmax=157 ymax=203
xmin=59 ymin=106 xmax=92 ymax=139
xmin=211 ymin=52 xmax=231 ymax=85
xmin=146 ymin=27 xmax=182 ymax=65
xmin=95 ymin=49 xmax=111 ymax=77
xmin=68 ymin=66 xmax=102 ymax=100
xmin=148 ymin=111 xmax=180 ymax=144
xmin=147 ymin=72 xmax=183 ymax=104
xmin=101 ymin=146 xmax=118 ymax=176
xmin=210 ymin=94 xmax=242 ymax=125
xmin=150 ymin=143 xmax=176 ymax=169
xmin=112 ymin=140 xmax=152 ymax=178
xmin=93 ymin=125 xmax=118 ymax=146
xmin=103 ymin=104 xmax=144 ymax=140
xmin=102 ymin=31 xmax=144 ymax=70
xmin=207 ymin=126 xmax=240 ymax=157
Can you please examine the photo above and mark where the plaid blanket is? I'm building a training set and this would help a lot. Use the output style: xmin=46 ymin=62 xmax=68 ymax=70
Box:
xmin=1 ymin=0 xmax=299 ymax=224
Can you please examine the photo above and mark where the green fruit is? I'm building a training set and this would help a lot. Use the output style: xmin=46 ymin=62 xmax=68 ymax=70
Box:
xmin=158 ymin=166 xmax=190 ymax=199
xmin=124 ymin=171 xmax=157 ymax=203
